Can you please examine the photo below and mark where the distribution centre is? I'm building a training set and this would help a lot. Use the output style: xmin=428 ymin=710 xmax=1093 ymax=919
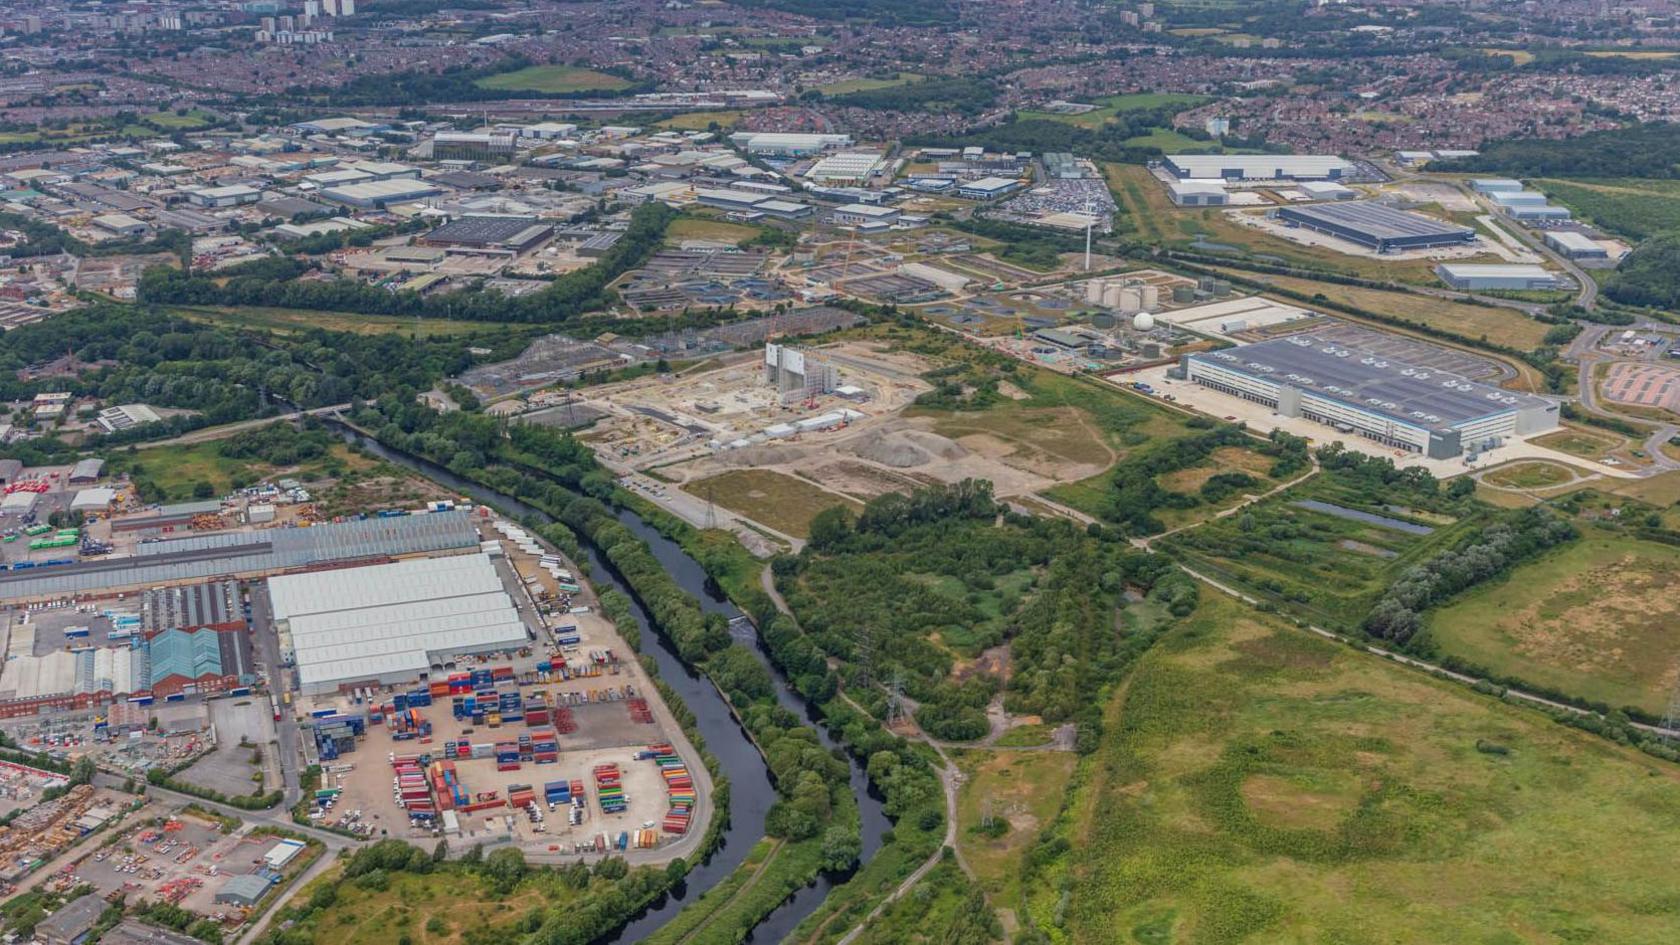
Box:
xmin=1275 ymin=201 xmax=1476 ymax=253
xmin=1180 ymin=333 xmax=1559 ymax=458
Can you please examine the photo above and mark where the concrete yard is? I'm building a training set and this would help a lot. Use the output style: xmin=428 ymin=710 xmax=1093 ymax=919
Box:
xmin=295 ymin=522 xmax=712 ymax=865
xmin=175 ymin=698 xmax=279 ymax=799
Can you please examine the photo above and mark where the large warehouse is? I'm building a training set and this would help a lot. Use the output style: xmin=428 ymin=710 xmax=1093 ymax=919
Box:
xmin=419 ymin=215 xmax=554 ymax=256
xmin=1163 ymin=154 xmax=1355 ymax=181
xmin=1181 ymin=334 xmax=1558 ymax=458
xmin=268 ymin=553 xmax=530 ymax=695
xmin=1275 ymin=201 xmax=1476 ymax=253
xmin=1435 ymin=263 xmax=1561 ymax=291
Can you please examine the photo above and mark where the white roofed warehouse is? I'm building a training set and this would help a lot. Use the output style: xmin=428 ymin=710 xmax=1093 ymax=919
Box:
xmin=267 ymin=553 xmax=531 ymax=695
xmin=1164 ymin=154 xmax=1355 ymax=181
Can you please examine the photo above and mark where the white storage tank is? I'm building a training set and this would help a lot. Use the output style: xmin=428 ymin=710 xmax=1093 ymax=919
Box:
xmin=1101 ymin=282 xmax=1124 ymax=308
xmin=1138 ymin=285 xmax=1160 ymax=311
xmin=1085 ymin=279 xmax=1106 ymax=305
xmin=1118 ymin=287 xmax=1143 ymax=313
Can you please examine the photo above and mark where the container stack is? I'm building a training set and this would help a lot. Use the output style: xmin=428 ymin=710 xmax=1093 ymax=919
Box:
xmin=530 ymin=727 xmax=559 ymax=764
xmin=544 ymin=779 xmax=571 ymax=805
xmin=495 ymin=741 xmax=521 ymax=772
xmin=508 ymin=784 xmax=536 ymax=809
xmin=646 ymin=744 xmax=694 ymax=834
xmin=311 ymin=713 xmax=364 ymax=760
xmin=627 ymin=698 xmax=653 ymax=724
xmin=428 ymin=760 xmax=466 ymax=811
xmin=390 ymin=708 xmax=431 ymax=741
xmin=525 ymin=692 xmax=551 ymax=727
xmin=394 ymin=756 xmax=430 ymax=814
xmin=499 ymin=690 xmax=524 ymax=724
xmin=594 ymin=763 xmax=626 ymax=814
xmin=634 ymin=828 xmax=658 ymax=848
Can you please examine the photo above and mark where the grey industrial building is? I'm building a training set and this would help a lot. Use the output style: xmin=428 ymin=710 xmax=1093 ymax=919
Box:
xmin=0 ymin=510 xmax=481 ymax=599
xmin=1275 ymin=201 xmax=1475 ymax=253
xmin=1544 ymin=230 xmax=1610 ymax=260
xmin=268 ymin=552 xmax=530 ymax=695
xmin=1181 ymin=334 xmax=1558 ymax=458
xmin=1434 ymin=263 xmax=1561 ymax=291
xmin=419 ymin=215 xmax=553 ymax=255
xmin=1163 ymin=154 xmax=1355 ymax=181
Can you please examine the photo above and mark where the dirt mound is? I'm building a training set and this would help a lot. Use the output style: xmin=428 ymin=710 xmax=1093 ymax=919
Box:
xmin=848 ymin=429 xmax=968 ymax=468
xmin=716 ymin=443 xmax=806 ymax=466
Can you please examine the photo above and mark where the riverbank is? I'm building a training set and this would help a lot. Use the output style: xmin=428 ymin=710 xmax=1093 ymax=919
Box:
xmin=324 ymin=418 xmax=884 ymax=944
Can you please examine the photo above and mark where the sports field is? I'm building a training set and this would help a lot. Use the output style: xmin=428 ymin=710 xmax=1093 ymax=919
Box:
xmin=1035 ymin=594 xmax=1680 ymax=944
xmin=1428 ymin=534 xmax=1680 ymax=715
xmin=474 ymin=64 xmax=631 ymax=94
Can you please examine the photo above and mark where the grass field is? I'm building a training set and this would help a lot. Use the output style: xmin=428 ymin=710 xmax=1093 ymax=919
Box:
xmin=816 ymin=72 xmax=922 ymax=95
xmin=1122 ymin=128 xmax=1210 ymax=151
xmin=654 ymin=109 xmax=747 ymax=131
xmin=666 ymin=217 xmax=761 ymax=245
xmin=1533 ymin=425 xmax=1628 ymax=461
xmin=1481 ymin=461 xmax=1576 ymax=489
xmin=170 ymin=305 xmax=497 ymax=337
xmin=1480 ymin=47 xmax=1536 ymax=65
xmin=1035 ymin=593 xmax=1680 ymax=944
xmin=954 ymin=749 xmax=1078 ymax=913
xmin=474 ymin=64 xmax=631 ymax=94
xmin=1210 ymin=269 xmax=1552 ymax=351
xmin=291 ymin=868 xmax=560 ymax=945
xmin=1429 ymin=534 xmax=1680 ymax=715
xmin=1020 ymin=93 xmax=1209 ymax=130
xmin=687 ymin=469 xmax=861 ymax=538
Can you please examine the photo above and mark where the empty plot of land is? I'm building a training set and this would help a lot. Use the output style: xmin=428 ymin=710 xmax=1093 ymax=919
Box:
xmin=1429 ymin=535 xmax=1680 ymax=715
xmin=687 ymin=468 xmax=861 ymax=538
xmin=1209 ymin=270 xmax=1550 ymax=350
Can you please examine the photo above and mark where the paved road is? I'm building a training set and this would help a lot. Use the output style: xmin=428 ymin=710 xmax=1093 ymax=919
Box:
xmin=1565 ymin=322 xmax=1680 ymax=472
xmin=245 ymin=582 xmax=303 ymax=808
xmin=139 ymin=404 xmax=352 ymax=448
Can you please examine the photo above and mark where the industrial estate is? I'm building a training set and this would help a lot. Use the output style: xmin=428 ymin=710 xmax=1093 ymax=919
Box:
xmin=4 ymin=1 xmax=1680 ymax=944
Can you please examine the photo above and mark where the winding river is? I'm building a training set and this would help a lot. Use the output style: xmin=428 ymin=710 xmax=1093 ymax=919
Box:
xmin=329 ymin=424 xmax=890 ymax=943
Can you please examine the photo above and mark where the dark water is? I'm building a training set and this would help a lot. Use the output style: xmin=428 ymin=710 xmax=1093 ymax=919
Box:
xmin=331 ymin=424 xmax=889 ymax=943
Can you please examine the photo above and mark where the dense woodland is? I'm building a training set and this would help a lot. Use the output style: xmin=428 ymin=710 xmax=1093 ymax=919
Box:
xmin=1437 ymin=122 xmax=1680 ymax=179
xmin=822 ymin=77 xmax=998 ymax=116
xmin=778 ymin=480 xmax=1197 ymax=746
xmin=1603 ymin=233 xmax=1680 ymax=309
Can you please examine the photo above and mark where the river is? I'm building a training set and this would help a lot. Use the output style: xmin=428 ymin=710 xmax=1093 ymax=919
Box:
xmin=331 ymin=424 xmax=890 ymax=943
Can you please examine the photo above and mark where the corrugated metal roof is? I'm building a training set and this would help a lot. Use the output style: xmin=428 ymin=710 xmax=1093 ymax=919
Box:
xmin=270 ymin=553 xmax=527 ymax=691
xmin=0 ymin=511 xmax=478 ymax=598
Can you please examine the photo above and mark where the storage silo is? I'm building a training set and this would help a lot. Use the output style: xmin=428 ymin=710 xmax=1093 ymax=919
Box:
xmin=1085 ymin=279 xmax=1106 ymax=305
xmin=1101 ymin=282 xmax=1125 ymax=309
xmin=1138 ymin=285 xmax=1160 ymax=311
xmin=1117 ymin=286 xmax=1143 ymax=313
